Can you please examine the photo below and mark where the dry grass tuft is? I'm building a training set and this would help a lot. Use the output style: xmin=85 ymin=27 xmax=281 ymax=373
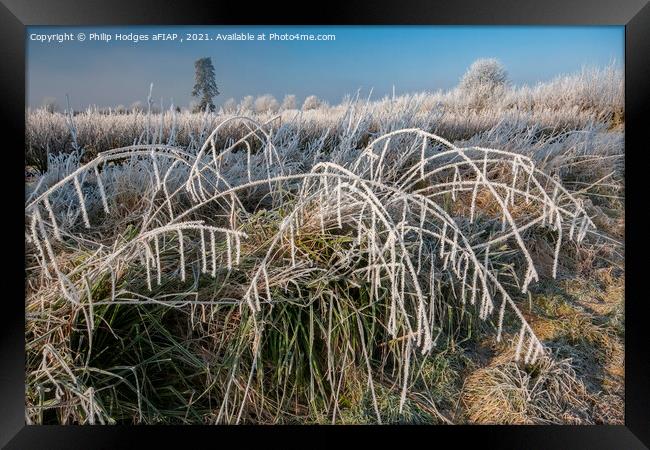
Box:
xmin=460 ymin=350 xmax=595 ymax=424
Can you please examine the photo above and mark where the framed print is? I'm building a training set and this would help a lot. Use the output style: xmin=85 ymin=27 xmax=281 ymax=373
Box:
xmin=2 ymin=0 xmax=649 ymax=447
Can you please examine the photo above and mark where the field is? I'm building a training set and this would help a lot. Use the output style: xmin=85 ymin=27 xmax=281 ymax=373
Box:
xmin=24 ymin=65 xmax=624 ymax=424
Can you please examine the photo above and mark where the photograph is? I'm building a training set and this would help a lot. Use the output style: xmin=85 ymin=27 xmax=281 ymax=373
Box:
xmin=23 ymin=24 xmax=626 ymax=426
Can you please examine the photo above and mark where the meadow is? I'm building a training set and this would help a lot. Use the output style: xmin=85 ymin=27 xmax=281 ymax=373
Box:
xmin=24 ymin=63 xmax=624 ymax=424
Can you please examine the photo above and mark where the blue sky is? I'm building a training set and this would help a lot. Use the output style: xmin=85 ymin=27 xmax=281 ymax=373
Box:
xmin=26 ymin=26 xmax=623 ymax=109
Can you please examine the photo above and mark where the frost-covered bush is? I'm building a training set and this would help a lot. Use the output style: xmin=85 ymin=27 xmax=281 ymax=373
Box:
xmin=130 ymin=101 xmax=144 ymax=113
xmin=281 ymin=94 xmax=297 ymax=110
xmin=222 ymin=98 xmax=237 ymax=114
xmin=302 ymin=95 xmax=322 ymax=111
xmin=254 ymin=94 xmax=280 ymax=114
xmin=455 ymin=59 xmax=511 ymax=110
xmin=239 ymin=95 xmax=254 ymax=113
xmin=458 ymin=58 xmax=509 ymax=93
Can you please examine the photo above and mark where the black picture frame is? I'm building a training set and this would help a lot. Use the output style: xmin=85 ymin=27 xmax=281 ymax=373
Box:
xmin=2 ymin=0 xmax=648 ymax=447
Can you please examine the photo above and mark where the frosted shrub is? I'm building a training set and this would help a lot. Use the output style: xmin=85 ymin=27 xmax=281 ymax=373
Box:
xmin=254 ymin=94 xmax=280 ymax=114
xmin=302 ymin=95 xmax=322 ymax=111
xmin=458 ymin=58 xmax=509 ymax=93
xmin=130 ymin=101 xmax=144 ymax=113
xmin=457 ymin=59 xmax=510 ymax=110
xmin=239 ymin=95 xmax=254 ymax=113
xmin=281 ymin=94 xmax=297 ymax=110
xmin=222 ymin=98 xmax=237 ymax=114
